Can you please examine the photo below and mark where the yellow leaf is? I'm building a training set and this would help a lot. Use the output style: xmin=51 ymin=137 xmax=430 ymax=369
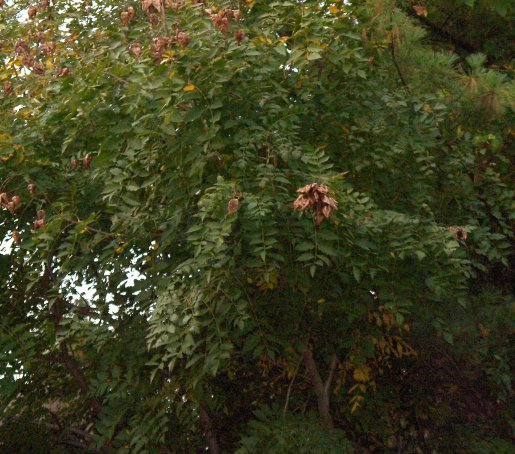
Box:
xmin=183 ymin=84 xmax=196 ymax=92
xmin=278 ymin=36 xmax=289 ymax=43
xmin=353 ymin=365 xmax=371 ymax=383
xmin=329 ymin=6 xmax=340 ymax=13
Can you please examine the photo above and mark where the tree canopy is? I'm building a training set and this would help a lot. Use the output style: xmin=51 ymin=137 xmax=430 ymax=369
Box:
xmin=0 ymin=1 xmax=513 ymax=452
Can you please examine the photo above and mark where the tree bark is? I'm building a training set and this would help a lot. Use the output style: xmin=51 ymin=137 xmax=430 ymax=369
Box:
xmin=303 ymin=349 xmax=338 ymax=429
xmin=199 ymin=407 xmax=221 ymax=454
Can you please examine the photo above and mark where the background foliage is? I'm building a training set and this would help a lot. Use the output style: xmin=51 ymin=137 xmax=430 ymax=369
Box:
xmin=1 ymin=0 xmax=513 ymax=452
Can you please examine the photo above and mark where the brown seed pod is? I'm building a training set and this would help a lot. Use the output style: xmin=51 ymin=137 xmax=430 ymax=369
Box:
xmin=7 ymin=202 xmax=15 ymax=214
xmin=0 ymin=0 xmax=4 ymax=8
xmin=33 ymin=60 xmax=45 ymax=74
xmin=28 ymin=183 xmax=36 ymax=195
xmin=149 ymin=13 xmax=159 ymax=26
xmin=233 ymin=9 xmax=241 ymax=21
xmin=15 ymin=39 xmax=29 ymax=54
xmin=3 ymin=80 xmax=13 ymax=96
xmin=234 ymin=29 xmax=246 ymax=45
xmin=28 ymin=5 xmax=38 ymax=19
xmin=227 ymin=198 xmax=240 ymax=214
xmin=34 ymin=218 xmax=46 ymax=230
xmin=128 ymin=6 xmax=135 ymax=19
xmin=58 ymin=67 xmax=70 ymax=77
xmin=121 ymin=11 xmax=130 ymax=26
xmin=82 ymin=154 xmax=92 ymax=169
xmin=0 ymin=192 xmax=8 ymax=203
xmin=11 ymin=195 xmax=20 ymax=206
xmin=70 ymin=158 xmax=78 ymax=169
xmin=142 ymin=0 xmax=162 ymax=14
xmin=130 ymin=43 xmax=142 ymax=58
xmin=22 ymin=53 xmax=35 ymax=68
xmin=40 ymin=41 xmax=57 ymax=56
xmin=12 ymin=230 xmax=21 ymax=244
xmin=169 ymin=2 xmax=181 ymax=12
xmin=153 ymin=36 xmax=169 ymax=52
xmin=293 ymin=183 xmax=338 ymax=225
xmin=449 ymin=226 xmax=468 ymax=241
xmin=37 ymin=209 xmax=46 ymax=220
xmin=176 ymin=31 xmax=190 ymax=48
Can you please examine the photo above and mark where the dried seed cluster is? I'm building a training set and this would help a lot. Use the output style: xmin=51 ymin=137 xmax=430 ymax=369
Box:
xmin=293 ymin=183 xmax=338 ymax=225
xmin=1 ymin=192 xmax=20 ymax=215
xmin=3 ymin=80 xmax=13 ymax=96
xmin=227 ymin=198 xmax=240 ymax=214
xmin=208 ymin=7 xmax=242 ymax=36
xmin=34 ymin=208 xmax=46 ymax=230
xmin=449 ymin=226 xmax=468 ymax=241
xmin=121 ymin=6 xmax=136 ymax=26
xmin=14 ymin=33 xmax=57 ymax=76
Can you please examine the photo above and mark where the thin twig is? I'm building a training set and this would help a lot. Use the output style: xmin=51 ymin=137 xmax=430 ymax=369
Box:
xmin=160 ymin=0 xmax=169 ymax=35
xmin=283 ymin=353 xmax=303 ymax=416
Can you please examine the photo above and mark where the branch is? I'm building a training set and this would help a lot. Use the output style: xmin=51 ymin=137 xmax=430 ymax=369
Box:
xmin=302 ymin=349 xmax=334 ymax=429
xmin=324 ymin=354 xmax=338 ymax=396
xmin=46 ymin=423 xmax=93 ymax=441
xmin=199 ymin=407 xmax=221 ymax=454
xmin=283 ymin=354 xmax=303 ymax=416
xmin=390 ymin=39 xmax=409 ymax=89
xmin=45 ymin=265 xmax=102 ymax=416
xmin=160 ymin=0 xmax=169 ymax=35
xmin=57 ymin=343 xmax=101 ymax=415
xmin=403 ymin=7 xmax=490 ymax=60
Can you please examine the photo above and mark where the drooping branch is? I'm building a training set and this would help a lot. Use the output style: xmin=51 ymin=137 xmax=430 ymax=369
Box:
xmin=58 ymin=342 xmax=101 ymax=415
xmin=199 ymin=407 xmax=221 ymax=454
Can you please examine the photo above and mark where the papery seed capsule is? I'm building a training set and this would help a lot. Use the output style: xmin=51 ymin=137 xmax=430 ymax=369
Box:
xmin=28 ymin=183 xmax=36 ymax=194
xmin=11 ymin=195 xmax=20 ymax=206
xmin=128 ymin=6 xmax=135 ymax=19
xmin=7 ymin=202 xmax=15 ymax=214
xmin=37 ymin=209 xmax=45 ymax=219
xmin=0 ymin=192 xmax=7 ymax=203
xmin=70 ymin=158 xmax=78 ymax=169
xmin=130 ymin=43 xmax=142 ymax=58
xmin=34 ymin=218 xmax=46 ymax=230
xmin=3 ymin=80 xmax=13 ymax=96
xmin=121 ymin=11 xmax=130 ymax=26
xmin=28 ymin=5 xmax=37 ymax=19
xmin=82 ymin=154 xmax=92 ymax=169
xmin=227 ymin=198 xmax=240 ymax=214
xmin=12 ymin=230 xmax=21 ymax=244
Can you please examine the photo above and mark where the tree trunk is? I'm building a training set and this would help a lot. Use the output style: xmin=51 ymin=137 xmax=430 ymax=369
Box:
xmin=303 ymin=349 xmax=337 ymax=429
xmin=199 ymin=407 xmax=221 ymax=454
